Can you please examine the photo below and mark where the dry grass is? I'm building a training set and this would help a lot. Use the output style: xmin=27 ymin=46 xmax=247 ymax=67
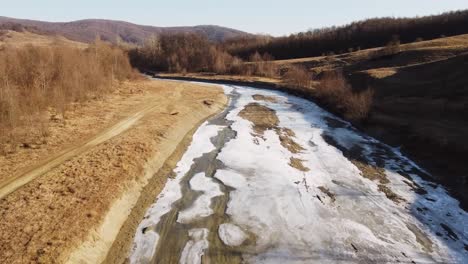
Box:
xmin=351 ymin=159 xmax=405 ymax=204
xmin=277 ymin=128 xmax=304 ymax=154
xmin=316 ymin=71 xmax=374 ymax=122
xmin=252 ymin=94 xmax=277 ymax=103
xmin=0 ymin=40 xmax=136 ymax=154
xmin=289 ymin=157 xmax=310 ymax=172
xmin=238 ymin=102 xmax=279 ymax=135
xmin=0 ymin=79 xmax=227 ymax=263
xmin=238 ymin=103 xmax=305 ymax=155
xmin=0 ymin=30 xmax=87 ymax=49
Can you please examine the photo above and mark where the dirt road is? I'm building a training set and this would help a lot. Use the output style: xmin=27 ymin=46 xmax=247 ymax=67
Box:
xmin=0 ymin=99 xmax=167 ymax=199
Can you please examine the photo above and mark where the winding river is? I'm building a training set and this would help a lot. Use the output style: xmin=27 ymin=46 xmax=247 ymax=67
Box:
xmin=129 ymin=83 xmax=467 ymax=264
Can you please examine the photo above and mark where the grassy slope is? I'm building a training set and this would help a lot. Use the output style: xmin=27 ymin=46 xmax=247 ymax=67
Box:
xmin=0 ymin=30 xmax=87 ymax=48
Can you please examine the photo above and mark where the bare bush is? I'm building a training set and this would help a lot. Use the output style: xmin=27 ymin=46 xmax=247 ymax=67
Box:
xmin=316 ymin=71 xmax=373 ymax=121
xmin=0 ymin=40 xmax=135 ymax=154
xmin=283 ymin=66 xmax=311 ymax=88
xmin=377 ymin=35 xmax=401 ymax=57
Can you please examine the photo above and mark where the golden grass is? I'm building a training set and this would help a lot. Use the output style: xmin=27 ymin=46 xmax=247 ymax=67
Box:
xmin=0 ymin=30 xmax=87 ymax=49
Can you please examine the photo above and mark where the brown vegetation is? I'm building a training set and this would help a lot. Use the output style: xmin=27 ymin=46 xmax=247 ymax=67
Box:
xmin=0 ymin=79 xmax=227 ymax=263
xmin=0 ymin=30 xmax=87 ymax=49
xmin=238 ymin=103 xmax=305 ymax=155
xmin=238 ymin=102 xmax=279 ymax=136
xmin=289 ymin=157 xmax=310 ymax=172
xmin=315 ymin=71 xmax=373 ymax=122
xmin=351 ymin=160 xmax=405 ymax=204
xmin=129 ymin=33 xmax=279 ymax=78
xmin=283 ymin=66 xmax=311 ymax=88
xmin=0 ymin=40 xmax=136 ymax=154
xmin=129 ymin=33 xmax=236 ymax=73
xmin=252 ymin=94 xmax=277 ymax=103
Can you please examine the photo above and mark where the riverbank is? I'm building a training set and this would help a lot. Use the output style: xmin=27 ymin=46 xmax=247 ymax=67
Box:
xmin=0 ymin=79 xmax=227 ymax=263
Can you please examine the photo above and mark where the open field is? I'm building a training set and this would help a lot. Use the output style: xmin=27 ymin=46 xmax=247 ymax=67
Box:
xmin=0 ymin=79 xmax=227 ymax=263
xmin=0 ymin=30 xmax=87 ymax=48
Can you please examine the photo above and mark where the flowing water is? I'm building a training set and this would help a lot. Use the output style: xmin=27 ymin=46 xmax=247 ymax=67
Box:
xmin=129 ymin=83 xmax=467 ymax=264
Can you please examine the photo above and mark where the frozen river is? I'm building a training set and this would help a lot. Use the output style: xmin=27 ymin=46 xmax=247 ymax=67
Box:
xmin=129 ymin=83 xmax=467 ymax=264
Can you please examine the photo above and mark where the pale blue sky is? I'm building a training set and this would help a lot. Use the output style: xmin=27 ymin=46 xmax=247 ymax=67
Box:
xmin=2 ymin=0 xmax=467 ymax=36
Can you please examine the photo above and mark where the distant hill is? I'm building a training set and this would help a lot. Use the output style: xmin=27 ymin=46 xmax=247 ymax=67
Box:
xmin=0 ymin=16 xmax=250 ymax=44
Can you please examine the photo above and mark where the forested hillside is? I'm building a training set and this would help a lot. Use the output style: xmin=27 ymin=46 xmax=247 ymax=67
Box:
xmin=226 ymin=10 xmax=468 ymax=60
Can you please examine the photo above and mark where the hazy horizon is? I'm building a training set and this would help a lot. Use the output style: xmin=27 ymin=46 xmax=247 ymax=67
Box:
xmin=3 ymin=0 xmax=468 ymax=36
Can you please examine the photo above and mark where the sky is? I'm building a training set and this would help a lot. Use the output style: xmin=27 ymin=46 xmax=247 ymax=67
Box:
xmin=2 ymin=0 xmax=467 ymax=36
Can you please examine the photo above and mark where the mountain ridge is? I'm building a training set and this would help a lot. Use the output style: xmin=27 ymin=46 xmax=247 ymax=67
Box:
xmin=0 ymin=16 xmax=251 ymax=43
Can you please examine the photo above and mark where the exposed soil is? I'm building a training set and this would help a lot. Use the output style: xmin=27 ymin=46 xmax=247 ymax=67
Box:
xmin=277 ymin=128 xmax=305 ymax=154
xmin=318 ymin=186 xmax=336 ymax=203
xmin=351 ymin=159 xmax=405 ymax=204
xmin=238 ymin=102 xmax=279 ymax=136
xmin=252 ymin=94 xmax=278 ymax=103
xmin=0 ymin=79 xmax=227 ymax=263
xmin=289 ymin=157 xmax=310 ymax=172
xmin=238 ymin=102 xmax=308 ymax=175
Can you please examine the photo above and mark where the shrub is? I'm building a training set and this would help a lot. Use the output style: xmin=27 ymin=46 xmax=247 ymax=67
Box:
xmin=316 ymin=71 xmax=373 ymax=121
xmin=381 ymin=35 xmax=401 ymax=56
xmin=0 ymin=40 xmax=135 ymax=153
xmin=283 ymin=66 xmax=311 ymax=88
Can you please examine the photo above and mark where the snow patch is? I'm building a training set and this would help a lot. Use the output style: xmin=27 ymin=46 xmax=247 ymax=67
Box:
xmin=177 ymin=172 xmax=223 ymax=224
xmin=218 ymin=223 xmax=248 ymax=246
xmin=214 ymin=169 xmax=247 ymax=189
xmin=179 ymin=228 xmax=209 ymax=264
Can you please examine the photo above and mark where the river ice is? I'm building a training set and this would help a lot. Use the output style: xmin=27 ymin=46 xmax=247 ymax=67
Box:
xmin=129 ymin=122 xmax=223 ymax=263
xmin=218 ymin=223 xmax=248 ymax=247
xmin=130 ymin=83 xmax=468 ymax=264
xmin=179 ymin=228 xmax=209 ymax=264
xmin=177 ymin=172 xmax=223 ymax=224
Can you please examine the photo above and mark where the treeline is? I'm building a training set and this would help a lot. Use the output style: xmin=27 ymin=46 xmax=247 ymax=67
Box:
xmin=0 ymin=40 xmax=135 ymax=153
xmin=129 ymin=33 xmax=278 ymax=76
xmin=129 ymin=33 xmax=232 ymax=73
xmin=226 ymin=10 xmax=468 ymax=60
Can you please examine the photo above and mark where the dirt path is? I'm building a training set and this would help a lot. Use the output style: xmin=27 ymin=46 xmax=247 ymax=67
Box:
xmin=0 ymin=100 xmax=167 ymax=199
